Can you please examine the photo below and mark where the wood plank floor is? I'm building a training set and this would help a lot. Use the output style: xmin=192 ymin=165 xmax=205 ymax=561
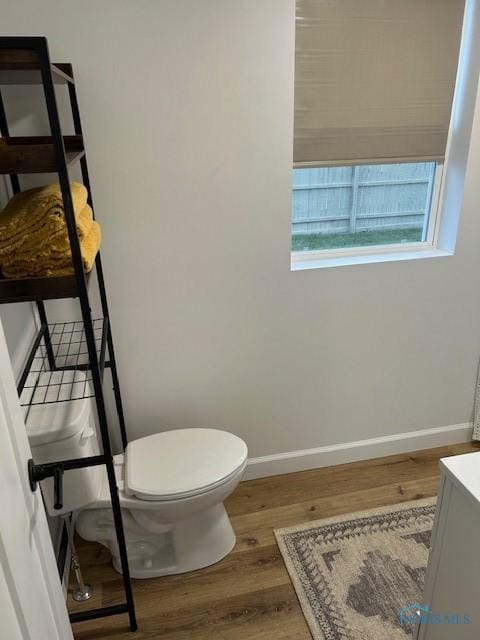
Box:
xmin=70 ymin=442 xmax=479 ymax=640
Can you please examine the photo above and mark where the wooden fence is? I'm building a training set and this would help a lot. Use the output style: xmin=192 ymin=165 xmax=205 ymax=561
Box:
xmin=292 ymin=163 xmax=436 ymax=236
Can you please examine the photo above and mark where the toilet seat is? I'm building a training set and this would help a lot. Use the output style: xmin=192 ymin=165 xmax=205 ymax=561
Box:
xmin=125 ymin=428 xmax=248 ymax=502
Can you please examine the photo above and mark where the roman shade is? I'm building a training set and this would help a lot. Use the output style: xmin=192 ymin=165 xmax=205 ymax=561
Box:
xmin=294 ymin=0 xmax=465 ymax=167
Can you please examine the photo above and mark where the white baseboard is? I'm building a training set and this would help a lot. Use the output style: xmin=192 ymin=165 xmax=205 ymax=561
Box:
xmin=244 ymin=422 xmax=472 ymax=480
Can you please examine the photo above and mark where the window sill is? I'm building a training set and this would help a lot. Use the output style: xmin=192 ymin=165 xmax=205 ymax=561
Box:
xmin=291 ymin=243 xmax=453 ymax=271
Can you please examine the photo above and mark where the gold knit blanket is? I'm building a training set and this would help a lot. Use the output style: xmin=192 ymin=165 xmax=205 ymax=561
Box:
xmin=0 ymin=204 xmax=93 ymax=259
xmin=2 ymin=221 xmax=101 ymax=278
xmin=0 ymin=182 xmax=90 ymax=257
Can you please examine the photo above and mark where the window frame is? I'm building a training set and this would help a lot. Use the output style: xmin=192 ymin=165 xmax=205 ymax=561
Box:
xmin=290 ymin=161 xmax=448 ymax=270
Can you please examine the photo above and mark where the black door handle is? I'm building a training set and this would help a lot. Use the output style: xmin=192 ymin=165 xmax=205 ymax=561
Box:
xmin=53 ymin=465 xmax=63 ymax=510
xmin=28 ymin=459 xmax=64 ymax=511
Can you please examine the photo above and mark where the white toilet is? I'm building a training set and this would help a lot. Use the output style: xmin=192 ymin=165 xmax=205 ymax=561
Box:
xmin=25 ymin=379 xmax=248 ymax=579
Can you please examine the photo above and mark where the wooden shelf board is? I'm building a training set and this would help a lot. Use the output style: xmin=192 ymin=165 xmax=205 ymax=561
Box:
xmin=0 ymin=275 xmax=78 ymax=304
xmin=0 ymin=271 xmax=91 ymax=305
xmin=0 ymin=49 xmax=73 ymax=84
xmin=0 ymin=135 xmax=84 ymax=174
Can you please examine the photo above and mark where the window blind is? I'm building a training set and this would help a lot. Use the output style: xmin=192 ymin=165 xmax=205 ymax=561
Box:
xmin=294 ymin=0 xmax=465 ymax=167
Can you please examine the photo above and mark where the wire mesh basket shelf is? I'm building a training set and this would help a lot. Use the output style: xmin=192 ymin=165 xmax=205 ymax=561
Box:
xmin=20 ymin=318 xmax=108 ymax=407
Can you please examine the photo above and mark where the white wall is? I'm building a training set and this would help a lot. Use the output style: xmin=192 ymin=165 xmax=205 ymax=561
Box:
xmin=2 ymin=1 xmax=480 ymax=467
xmin=0 ymin=303 xmax=36 ymax=379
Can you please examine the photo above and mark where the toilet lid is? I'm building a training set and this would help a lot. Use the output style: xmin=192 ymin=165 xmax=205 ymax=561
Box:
xmin=125 ymin=428 xmax=248 ymax=501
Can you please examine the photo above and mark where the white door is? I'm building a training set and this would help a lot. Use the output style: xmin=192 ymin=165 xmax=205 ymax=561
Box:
xmin=0 ymin=319 xmax=73 ymax=640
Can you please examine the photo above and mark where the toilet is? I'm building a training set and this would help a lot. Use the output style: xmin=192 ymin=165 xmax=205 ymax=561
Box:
xmin=25 ymin=377 xmax=248 ymax=579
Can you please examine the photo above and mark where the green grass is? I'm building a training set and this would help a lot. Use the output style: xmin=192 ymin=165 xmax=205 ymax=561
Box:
xmin=291 ymin=227 xmax=423 ymax=252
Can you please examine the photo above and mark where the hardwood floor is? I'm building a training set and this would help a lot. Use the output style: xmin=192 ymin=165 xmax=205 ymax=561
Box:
xmin=70 ymin=442 xmax=479 ymax=640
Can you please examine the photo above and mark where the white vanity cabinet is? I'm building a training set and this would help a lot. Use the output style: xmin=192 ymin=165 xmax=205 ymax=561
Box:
xmin=417 ymin=451 xmax=480 ymax=639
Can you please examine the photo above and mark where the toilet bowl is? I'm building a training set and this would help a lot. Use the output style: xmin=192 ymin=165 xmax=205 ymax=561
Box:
xmin=76 ymin=430 xmax=247 ymax=578
xmin=25 ymin=380 xmax=248 ymax=578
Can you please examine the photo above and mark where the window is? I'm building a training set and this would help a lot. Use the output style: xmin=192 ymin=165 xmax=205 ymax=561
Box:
xmin=292 ymin=0 xmax=465 ymax=266
xmin=292 ymin=161 xmax=440 ymax=252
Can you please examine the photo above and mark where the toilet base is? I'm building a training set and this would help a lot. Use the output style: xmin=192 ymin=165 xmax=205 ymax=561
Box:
xmin=77 ymin=503 xmax=236 ymax=579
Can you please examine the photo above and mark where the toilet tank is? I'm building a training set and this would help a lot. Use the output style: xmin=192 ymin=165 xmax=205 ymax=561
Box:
xmin=25 ymin=383 xmax=103 ymax=517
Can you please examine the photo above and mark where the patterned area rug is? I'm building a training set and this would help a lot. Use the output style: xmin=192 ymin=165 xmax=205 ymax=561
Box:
xmin=275 ymin=498 xmax=436 ymax=640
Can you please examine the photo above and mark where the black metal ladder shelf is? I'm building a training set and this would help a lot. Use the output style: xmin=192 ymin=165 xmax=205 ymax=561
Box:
xmin=0 ymin=37 xmax=137 ymax=631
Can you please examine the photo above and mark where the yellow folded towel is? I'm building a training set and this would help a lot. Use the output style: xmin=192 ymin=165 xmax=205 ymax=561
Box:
xmin=0 ymin=182 xmax=89 ymax=255
xmin=2 ymin=221 xmax=101 ymax=279
xmin=0 ymin=205 xmax=93 ymax=260
xmin=81 ymin=220 xmax=101 ymax=272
